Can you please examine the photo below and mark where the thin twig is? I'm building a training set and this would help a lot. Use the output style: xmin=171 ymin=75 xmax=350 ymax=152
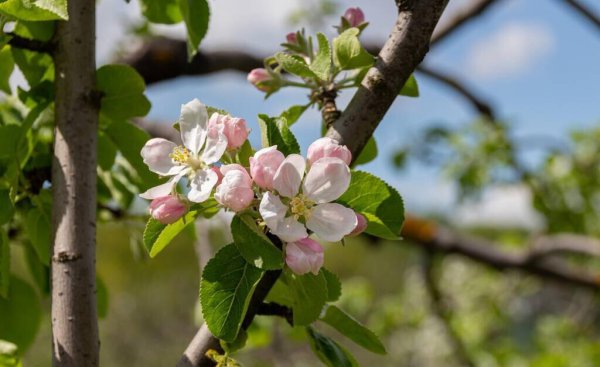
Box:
xmin=431 ymin=0 xmax=502 ymax=46
xmin=6 ymin=32 xmax=55 ymax=53
xmin=560 ymin=0 xmax=600 ymax=32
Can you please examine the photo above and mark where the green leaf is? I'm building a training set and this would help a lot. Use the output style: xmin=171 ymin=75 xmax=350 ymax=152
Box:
xmin=320 ymin=305 xmax=386 ymax=354
xmin=140 ymin=0 xmax=182 ymax=24
xmin=0 ymin=230 xmax=9 ymax=299
xmin=96 ymin=64 xmax=151 ymax=120
xmin=97 ymin=131 xmax=117 ymax=170
xmin=0 ymin=0 xmax=67 ymax=21
xmin=231 ymin=214 xmax=283 ymax=270
xmin=310 ymin=33 xmax=332 ymax=81
xmin=399 ymin=74 xmax=419 ymax=97
xmin=0 ymin=47 xmax=14 ymax=94
xmin=200 ymin=244 xmax=264 ymax=342
xmin=11 ymin=48 xmax=53 ymax=87
xmin=104 ymin=119 xmax=161 ymax=191
xmin=257 ymin=114 xmax=300 ymax=156
xmin=333 ymin=28 xmax=374 ymax=70
xmin=322 ymin=268 xmax=341 ymax=302
xmin=275 ymin=52 xmax=317 ymax=79
xmin=96 ymin=276 xmax=108 ymax=319
xmin=0 ymin=125 xmax=22 ymax=159
xmin=178 ymin=0 xmax=209 ymax=59
xmin=279 ymin=104 xmax=309 ymax=126
xmin=353 ymin=136 xmax=377 ymax=166
xmin=13 ymin=20 xmax=55 ymax=41
xmin=0 ymin=190 xmax=14 ymax=225
xmin=306 ymin=326 xmax=358 ymax=367
xmin=23 ymin=244 xmax=48 ymax=295
xmin=337 ymin=171 xmax=404 ymax=240
xmin=0 ymin=276 xmax=41 ymax=352
xmin=284 ymin=270 xmax=328 ymax=326
xmin=235 ymin=139 xmax=254 ymax=167
xmin=24 ymin=206 xmax=51 ymax=266
xmin=143 ymin=210 xmax=199 ymax=258
xmin=0 ymin=339 xmax=19 ymax=366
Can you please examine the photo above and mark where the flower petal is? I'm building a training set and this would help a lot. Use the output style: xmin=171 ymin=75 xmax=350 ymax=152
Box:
xmin=259 ymin=192 xmax=287 ymax=232
xmin=200 ymin=124 xmax=228 ymax=164
xmin=273 ymin=217 xmax=308 ymax=242
xmin=273 ymin=154 xmax=305 ymax=198
xmin=141 ymin=138 xmax=184 ymax=176
xmin=179 ymin=99 xmax=208 ymax=155
xmin=306 ymin=203 xmax=357 ymax=242
xmin=187 ymin=168 xmax=218 ymax=203
xmin=139 ymin=170 xmax=187 ymax=200
xmin=303 ymin=157 xmax=350 ymax=203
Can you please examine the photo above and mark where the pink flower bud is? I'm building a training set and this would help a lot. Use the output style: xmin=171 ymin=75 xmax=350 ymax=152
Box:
xmin=149 ymin=195 xmax=187 ymax=224
xmin=286 ymin=32 xmax=297 ymax=44
xmin=285 ymin=238 xmax=324 ymax=275
xmin=215 ymin=164 xmax=254 ymax=212
xmin=249 ymin=146 xmax=285 ymax=190
xmin=208 ymin=113 xmax=250 ymax=150
xmin=348 ymin=212 xmax=367 ymax=236
xmin=307 ymin=137 xmax=352 ymax=165
xmin=343 ymin=7 xmax=365 ymax=27
xmin=247 ymin=68 xmax=272 ymax=92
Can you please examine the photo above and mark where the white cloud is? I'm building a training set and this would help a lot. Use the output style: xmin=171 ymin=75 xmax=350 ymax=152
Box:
xmin=466 ymin=22 xmax=554 ymax=80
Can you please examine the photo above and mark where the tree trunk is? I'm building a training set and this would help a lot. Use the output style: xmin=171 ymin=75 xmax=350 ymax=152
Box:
xmin=51 ymin=0 xmax=99 ymax=365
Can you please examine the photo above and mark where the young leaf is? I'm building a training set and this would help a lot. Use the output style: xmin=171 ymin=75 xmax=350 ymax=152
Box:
xmin=0 ymin=190 xmax=13 ymax=225
xmin=178 ymin=0 xmax=209 ymax=58
xmin=284 ymin=270 xmax=328 ymax=326
xmin=11 ymin=48 xmax=53 ymax=87
xmin=143 ymin=210 xmax=199 ymax=257
xmin=399 ymin=74 xmax=419 ymax=97
xmin=0 ymin=125 xmax=23 ymax=159
xmin=96 ymin=276 xmax=109 ymax=319
xmin=0 ymin=0 xmax=67 ymax=21
xmin=275 ymin=52 xmax=317 ymax=79
xmin=201 ymin=244 xmax=264 ymax=342
xmin=322 ymin=268 xmax=341 ymax=302
xmin=337 ymin=171 xmax=404 ymax=240
xmin=257 ymin=114 xmax=300 ymax=155
xmin=140 ymin=0 xmax=182 ymax=24
xmin=306 ymin=326 xmax=358 ymax=367
xmin=279 ymin=104 xmax=309 ymax=126
xmin=25 ymin=206 xmax=51 ymax=266
xmin=310 ymin=33 xmax=332 ymax=81
xmin=97 ymin=64 xmax=151 ymax=120
xmin=353 ymin=136 xmax=377 ymax=166
xmin=333 ymin=28 xmax=374 ymax=70
xmin=0 ymin=47 xmax=14 ymax=94
xmin=231 ymin=214 xmax=283 ymax=270
xmin=97 ymin=131 xmax=118 ymax=170
xmin=0 ymin=276 xmax=41 ymax=352
xmin=320 ymin=305 xmax=386 ymax=354
xmin=34 ymin=0 xmax=68 ymax=20
xmin=0 ymin=339 xmax=19 ymax=366
xmin=235 ymin=140 xmax=254 ymax=167
xmin=0 ymin=230 xmax=9 ymax=299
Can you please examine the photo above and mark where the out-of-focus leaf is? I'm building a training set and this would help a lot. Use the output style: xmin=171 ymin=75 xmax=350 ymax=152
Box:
xmin=306 ymin=326 xmax=358 ymax=367
xmin=140 ymin=0 xmax=182 ymax=24
xmin=353 ymin=136 xmax=377 ymax=166
xmin=320 ymin=305 xmax=386 ymax=354
xmin=0 ymin=276 xmax=41 ymax=352
xmin=97 ymin=64 xmax=151 ymax=120
xmin=399 ymin=74 xmax=419 ymax=97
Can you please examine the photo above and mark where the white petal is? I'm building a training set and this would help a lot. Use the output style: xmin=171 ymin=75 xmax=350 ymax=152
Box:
xmin=200 ymin=124 xmax=228 ymax=164
xmin=187 ymin=168 xmax=218 ymax=203
xmin=139 ymin=170 xmax=187 ymax=200
xmin=273 ymin=217 xmax=308 ymax=242
xmin=141 ymin=138 xmax=183 ymax=176
xmin=303 ymin=157 xmax=350 ymax=203
xmin=179 ymin=99 xmax=208 ymax=155
xmin=259 ymin=192 xmax=287 ymax=232
xmin=273 ymin=154 xmax=305 ymax=198
xmin=306 ymin=203 xmax=357 ymax=242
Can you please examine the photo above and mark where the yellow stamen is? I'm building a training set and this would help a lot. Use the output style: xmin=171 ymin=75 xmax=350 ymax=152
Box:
xmin=169 ymin=146 xmax=191 ymax=165
xmin=290 ymin=194 xmax=315 ymax=220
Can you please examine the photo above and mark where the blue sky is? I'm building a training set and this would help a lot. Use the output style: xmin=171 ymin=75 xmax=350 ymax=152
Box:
xmin=95 ymin=0 xmax=600 ymax=227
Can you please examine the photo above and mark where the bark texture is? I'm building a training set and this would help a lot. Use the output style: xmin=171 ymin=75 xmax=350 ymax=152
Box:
xmin=51 ymin=0 xmax=99 ymax=365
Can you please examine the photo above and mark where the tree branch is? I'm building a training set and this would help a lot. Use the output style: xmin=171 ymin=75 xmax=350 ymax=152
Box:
xmin=6 ymin=32 xmax=55 ymax=53
xmin=430 ymin=0 xmax=502 ymax=46
xmin=51 ymin=0 xmax=99 ymax=365
xmin=560 ymin=0 xmax=600 ymax=32
xmin=325 ymin=0 xmax=449 ymax=158
xmin=402 ymin=216 xmax=600 ymax=291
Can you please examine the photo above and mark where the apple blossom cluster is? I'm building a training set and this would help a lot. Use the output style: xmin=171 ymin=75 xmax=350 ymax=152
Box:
xmin=139 ymin=99 xmax=366 ymax=276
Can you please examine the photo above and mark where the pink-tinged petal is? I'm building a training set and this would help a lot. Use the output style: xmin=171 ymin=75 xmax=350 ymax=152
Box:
xmin=215 ymin=184 xmax=254 ymax=212
xmin=273 ymin=217 xmax=308 ymax=242
xmin=141 ymin=138 xmax=184 ymax=176
xmin=179 ymin=99 xmax=208 ymax=155
xmin=285 ymin=238 xmax=324 ymax=275
xmin=200 ymin=124 xmax=228 ymax=164
xmin=139 ymin=170 xmax=187 ymax=200
xmin=149 ymin=195 xmax=187 ymax=224
xmin=348 ymin=212 xmax=368 ymax=236
xmin=259 ymin=192 xmax=287 ymax=232
xmin=273 ymin=154 xmax=305 ymax=198
xmin=306 ymin=203 xmax=357 ymax=242
xmin=250 ymin=146 xmax=285 ymax=190
xmin=307 ymin=137 xmax=352 ymax=166
xmin=303 ymin=157 xmax=351 ymax=203
xmin=187 ymin=168 xmax=218 ymax=203
xmin=220 ymin=164 xmax=252 ymax=186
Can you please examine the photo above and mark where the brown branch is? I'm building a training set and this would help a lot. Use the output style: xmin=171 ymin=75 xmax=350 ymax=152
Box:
xmin=430 ymin=0 xmax=502 ymax=46
xmin=402 ymin=216 xmax=600 ymax=291
xmin=417 ymin=65 xmax=495 ymax=120
xmin=6 ymin=32 xmax=55 ymax=53
xmin=325 ymin=0 xmax=449 ymax=159
xmin=531 ymin=234 xmax=600 ymax=259
xmin=560 ymin=0 xmax=600 ymax=32
xmin=51 ymin=0 xmax=100 ymax=365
